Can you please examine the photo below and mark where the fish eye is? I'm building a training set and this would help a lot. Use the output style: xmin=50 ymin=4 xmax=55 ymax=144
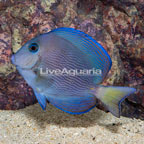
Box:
xmin=28 ymin=43 xmax=39 ymax=53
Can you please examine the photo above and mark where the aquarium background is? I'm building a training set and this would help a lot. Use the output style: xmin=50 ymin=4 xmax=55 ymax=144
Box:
xmin=0 ymin=0 xmax=144 ymax=143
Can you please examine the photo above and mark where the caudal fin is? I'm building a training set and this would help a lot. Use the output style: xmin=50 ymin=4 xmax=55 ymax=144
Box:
xmin=93 ymin=86 xmax=136 ymax=117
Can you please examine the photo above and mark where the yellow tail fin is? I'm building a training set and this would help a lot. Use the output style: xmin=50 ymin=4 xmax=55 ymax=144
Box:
xmin=94 ymin=86 xmax=136 ymax=117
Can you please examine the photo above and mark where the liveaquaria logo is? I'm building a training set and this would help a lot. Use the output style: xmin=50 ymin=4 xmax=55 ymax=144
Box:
xmin=40 ymin=68 xmax=102 ymax=76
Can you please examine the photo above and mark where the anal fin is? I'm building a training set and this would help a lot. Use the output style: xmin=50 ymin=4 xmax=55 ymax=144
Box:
xmin=47 ymin=93 xmax=96 ymax=114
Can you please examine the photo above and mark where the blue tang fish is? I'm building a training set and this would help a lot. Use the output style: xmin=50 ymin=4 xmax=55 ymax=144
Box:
xmin=11 ymin=27 xmax=136 ymax=117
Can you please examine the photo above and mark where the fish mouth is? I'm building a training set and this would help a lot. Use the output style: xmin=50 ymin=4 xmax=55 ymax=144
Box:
xmin=11 ymin=55 xmax=15 ymax=65
xmin=11 ymin=54 xmax=41 ymax=71
xmin=11 ymin=55 xmax=30 ymax=70
xmin=17 ymin=56 xmax=41 ymax=71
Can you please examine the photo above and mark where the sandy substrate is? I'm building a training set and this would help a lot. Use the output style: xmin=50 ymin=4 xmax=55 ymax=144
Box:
xmin=0 ymin=103 xmax=144 ymax=144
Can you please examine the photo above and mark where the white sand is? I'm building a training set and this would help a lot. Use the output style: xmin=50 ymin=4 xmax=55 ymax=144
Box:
xmin=0 ymin=104 xmax=144 ymax=144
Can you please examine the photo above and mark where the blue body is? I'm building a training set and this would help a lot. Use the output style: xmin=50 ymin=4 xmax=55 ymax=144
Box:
xmin=12 ymin=27 xmax=112 ymax=114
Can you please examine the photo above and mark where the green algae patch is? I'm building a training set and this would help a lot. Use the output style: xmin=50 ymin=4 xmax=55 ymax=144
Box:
xmin=41 ymin=0 xmax=57 ymax=12
xmin=12 ymin=28 xmax=22 ymax=53
xmin=0 ymin=63 xmax=16 ymax=76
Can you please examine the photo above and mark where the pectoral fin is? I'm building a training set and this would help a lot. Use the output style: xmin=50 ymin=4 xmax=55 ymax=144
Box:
xmin=34 ymin=90 xmax=47 ymax=110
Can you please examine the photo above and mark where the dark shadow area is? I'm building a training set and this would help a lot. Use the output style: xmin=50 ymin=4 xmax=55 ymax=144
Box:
xmin=20 ymin=103 xmax=122 ymax=133
xmin=98 ymin=122 xmax=122 ymax=133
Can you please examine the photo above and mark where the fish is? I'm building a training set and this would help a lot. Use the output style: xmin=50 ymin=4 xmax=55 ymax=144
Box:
xmin=11 ymin=27 xmax=136 ymax=117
